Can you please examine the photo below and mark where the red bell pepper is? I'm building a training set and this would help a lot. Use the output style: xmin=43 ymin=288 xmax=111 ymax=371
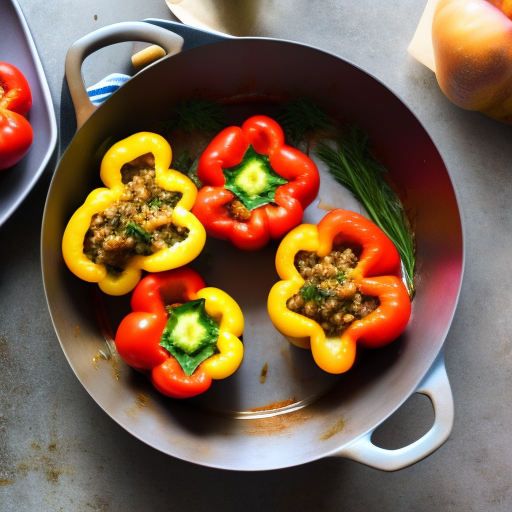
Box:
xmin=192 ymin=115 xmax=320 ymax=250
xmin=0 ymin=62 xmax=33 ymax=171
xmin=114 ymin=267 xmax=244 ymax=398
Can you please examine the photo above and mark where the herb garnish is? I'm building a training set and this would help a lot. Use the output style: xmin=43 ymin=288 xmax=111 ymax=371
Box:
xmin=162 ymin=99 xmax=225 ymax=185
xmin=300 ymin=284 xmax=335 ymax=303
xmin=162 ymin=99 xmax=227 ymax=134
xmin=336 ymin=271 xmax=346 ymax=284
xmin=280 ymin=98 xmax=416 ymax=297
xmin=172 ymin=150 xmax=202 ymax=188
xmin=316 ymin=129 xmax=415 ymax=296
xmin=125 ymin=221 xmax=152 ymax=244
xmin=278 ymin=97 xmax=334 ymax=147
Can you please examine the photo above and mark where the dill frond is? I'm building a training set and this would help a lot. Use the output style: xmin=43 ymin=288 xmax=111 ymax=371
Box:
xmin=316 ymin=127 xmax=416 ymax=296
xmin=278 ymin=97 xmax=335 ymax=147
xmin=162 ymin=99 xmax=226 ymax=133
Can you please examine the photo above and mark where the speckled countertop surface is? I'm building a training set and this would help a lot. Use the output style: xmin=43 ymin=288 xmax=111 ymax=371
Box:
xmin=1 ymin=1 xmax=512 ymax=510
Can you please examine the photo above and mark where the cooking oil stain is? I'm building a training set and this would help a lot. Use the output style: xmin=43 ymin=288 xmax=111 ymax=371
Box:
xmin=92 ymin=350 xmax=108 ymax=370
xmin=91 ymin=288 xmax=120 ymax=380
xmin=249 ymin=398 xmax=297 ymax=412
xmin=135 ymin=393 xmax=149 ymax=408
xmin=92 ymin=347 xmax=119 ymax=381
xmin=126 ymin=393 xmax=150 ymax=416
xmin=244 ymin=406 xmax=313 ymax=436
xmin=319 ymin=417 xmax=346 ymax=441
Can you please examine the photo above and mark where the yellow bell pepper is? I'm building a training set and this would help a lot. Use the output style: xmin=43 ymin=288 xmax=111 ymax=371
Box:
xmin=62 ymin=132 xmax=206 ymax=295
xmin=197 ymin=287 xmax=244 ymax=380
xmin=268 ymin=209 xmax=411 ymax=374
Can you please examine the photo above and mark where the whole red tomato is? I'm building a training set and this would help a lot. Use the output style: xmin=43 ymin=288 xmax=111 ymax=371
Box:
xmin=0 ymin=62 xmax=33 ymax=171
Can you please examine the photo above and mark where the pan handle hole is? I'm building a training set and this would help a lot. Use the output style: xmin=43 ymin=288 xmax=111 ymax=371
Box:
xmin=370 ymin=393 xmax=434 ymax=450
xmin=82 ymin=42 xmax=136 ymax=89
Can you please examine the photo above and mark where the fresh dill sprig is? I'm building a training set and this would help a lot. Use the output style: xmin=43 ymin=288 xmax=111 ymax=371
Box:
xmin=315 ymin=127 xmax=416 ymax=296
xmin=277 ymin=97 xmax=416 ymax=295
xmin=277 ymin=98 xmax=335 ymax=147
xmin=171 ymin=150 xmax=202 ymax=188
xmin=162 ymin=99 xmax=226 ymax=133
xmin=172 ymin=150 xmax=193 ymax=175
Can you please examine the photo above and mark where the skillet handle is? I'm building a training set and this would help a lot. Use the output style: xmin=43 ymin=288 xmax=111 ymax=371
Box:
xmin=65 ymin=21 xmax=184 ymax=130
xmin=333 ymin=353 xmax=454 ymax=471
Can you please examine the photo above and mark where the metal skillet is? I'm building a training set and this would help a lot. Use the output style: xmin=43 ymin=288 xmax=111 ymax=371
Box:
xmin=41 ymin=20 xmax=464 ymax=471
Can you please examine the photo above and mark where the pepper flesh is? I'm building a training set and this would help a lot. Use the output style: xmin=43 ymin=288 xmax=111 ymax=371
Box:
xmin=114 ymin=266 xmax=244 ymax=398
xmin=432 ymin=0 xmax=512 ymax=124
xmin=192 ymin=115 xmax=320 ymax=251
xmin=62 ymin=132 xmax=206 ymax=295
xmin=0 ymin=62 xmax=33 ymax=170
xmin=267 ymin=209 xmax=411 ymax=374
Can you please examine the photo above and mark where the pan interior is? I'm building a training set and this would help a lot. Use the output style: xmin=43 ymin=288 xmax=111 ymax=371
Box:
xmin=42 ymin=38 xmax=463 ymax=470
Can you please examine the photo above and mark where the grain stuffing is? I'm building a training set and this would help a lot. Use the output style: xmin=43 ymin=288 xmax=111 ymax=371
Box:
xmin=83 ymin=154 xmax=188 ymax=273
xmin=286 ymin=247 xmax=379 ymax=337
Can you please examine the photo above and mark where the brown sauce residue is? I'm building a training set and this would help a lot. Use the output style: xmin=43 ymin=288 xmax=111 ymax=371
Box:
xmin=319 ymin=417 xmax=346 ymax=441
xmin=91 ymin=288 xmax=120 ymax=380
xmin=126 ymin=393 xmax=150 ymax=417
xmin=260 ymin=362 xmax=268 ymax=384
xmin=249 ymin=398 xmax=297 ymax=412
xmin=135 ymin=393 xmax=149 ymax=408
xmin=92 ymin=348 xmax=119 ymax=380
xmin=244 ymin=406 xmax=313 ymax=437
xmin=92 ymin=351 xmax=103 ymax=371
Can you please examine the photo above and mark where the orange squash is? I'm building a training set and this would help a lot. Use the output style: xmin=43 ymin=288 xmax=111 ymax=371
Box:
xmin=431 ymin=0 xmax=512 ymax=123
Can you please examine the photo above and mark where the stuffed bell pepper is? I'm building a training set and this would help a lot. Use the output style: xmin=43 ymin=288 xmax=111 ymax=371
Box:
xmin=62 ymin=132 xmax=206 ymax=295
xmin=192 ymin=115 xmax=320 ymax=251
xmin=114 ymin=266 xmax=244 ymax=398
xmin=267 ymin=209 xmax=411 ymax=374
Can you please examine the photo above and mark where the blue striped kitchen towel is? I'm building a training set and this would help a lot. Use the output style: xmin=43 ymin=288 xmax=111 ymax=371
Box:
xmin=86 ymin=73 xmax=130 ymax=106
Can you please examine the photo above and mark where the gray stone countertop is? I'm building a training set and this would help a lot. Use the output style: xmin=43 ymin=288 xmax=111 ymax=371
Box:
xmin=1 ymin=0 xmax=511 ymax=510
